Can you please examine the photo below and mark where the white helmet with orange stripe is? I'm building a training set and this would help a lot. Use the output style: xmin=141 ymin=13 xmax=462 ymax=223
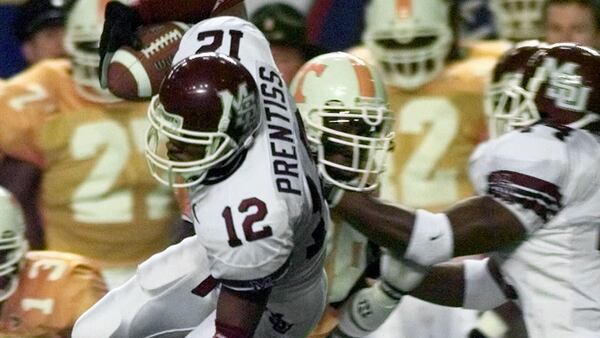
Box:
xmin=363 ymin=0 xmax=453 ymax=90
xmin=289 ymin=52 xmax=395 ymax=192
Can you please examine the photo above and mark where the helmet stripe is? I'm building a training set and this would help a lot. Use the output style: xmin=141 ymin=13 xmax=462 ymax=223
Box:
xmin=350 ymin=61 xmax=375 ymax=97
xmin=396 ymin=0 xmax=412 ymax=19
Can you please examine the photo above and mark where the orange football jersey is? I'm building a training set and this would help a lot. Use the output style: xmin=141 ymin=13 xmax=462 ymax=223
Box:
xmin=0 ymin=251 xmax=107 ymax=337
xmin=0 ymin=60 xmax=178 ymax=267
xmin=349 ymin=46 xmax=503 ymax=211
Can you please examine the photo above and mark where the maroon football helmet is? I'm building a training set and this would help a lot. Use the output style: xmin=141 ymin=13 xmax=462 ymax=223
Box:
xmin=485 ymin=40 xmax=548 ymax=137
xmin=145 ymin=52 xmax=261 ymax=187
xmin=524 ymin=43 xmax=600 ymax=125
xmin=493 ymin=43 xmax=600 ymax=136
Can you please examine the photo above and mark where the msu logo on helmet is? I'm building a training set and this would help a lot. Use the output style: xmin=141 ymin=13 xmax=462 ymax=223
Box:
xmin=524 ymin=43 xmax=600 ymax=125
xmin=218 ymin=82 xmax=258 ymax=138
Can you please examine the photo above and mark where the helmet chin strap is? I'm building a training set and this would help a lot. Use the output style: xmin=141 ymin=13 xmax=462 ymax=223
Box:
xmin=568 ymin=113 xmax=600 ymax=129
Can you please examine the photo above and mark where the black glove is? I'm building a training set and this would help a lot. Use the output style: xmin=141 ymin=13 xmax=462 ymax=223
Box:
xmin=98 ymin=1 xmax=144 ymax=88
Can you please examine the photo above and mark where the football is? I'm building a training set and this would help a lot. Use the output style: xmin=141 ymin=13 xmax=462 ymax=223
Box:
xmin=107 ymin=21 xmax=189 ymax=101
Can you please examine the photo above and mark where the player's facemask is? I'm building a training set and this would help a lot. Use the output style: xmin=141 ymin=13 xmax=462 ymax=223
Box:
xmin=306 ymin=104 xmax=394 ymax=192
xmin=145 ymin=96 xmax=247 ymax=188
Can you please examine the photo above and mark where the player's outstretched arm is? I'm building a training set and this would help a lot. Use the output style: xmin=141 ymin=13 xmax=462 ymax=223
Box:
xmin=333 ymin=258 xmax=511 ymax=337
xmin=335 ymin=193 xmax=526 ymax=266
xmin=213 ymin=286 xmax=271 ymax=338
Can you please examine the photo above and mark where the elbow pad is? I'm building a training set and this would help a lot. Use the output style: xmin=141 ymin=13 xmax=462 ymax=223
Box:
xmin=403 ymin=209 xmax=453 ymax=267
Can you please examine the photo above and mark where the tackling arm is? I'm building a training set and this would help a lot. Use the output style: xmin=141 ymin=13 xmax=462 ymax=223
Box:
xmin=333 ymin=258 xmax=510 ymax=337
xmin=335 ymin=193 xmax=526 ymax=264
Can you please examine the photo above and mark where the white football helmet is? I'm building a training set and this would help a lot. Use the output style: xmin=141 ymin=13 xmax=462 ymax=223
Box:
xmin=64 ymin=0 xmax=124 ymax=103
xmin=0 ymin=187 xmax=27 ymax=302
xmin=489 ymin=0 xmax=546 ymax=41
xmin=363 ymin=0 xmax=453 ymax=90
xmin=290 ymin=52 xmax=394 ymax=192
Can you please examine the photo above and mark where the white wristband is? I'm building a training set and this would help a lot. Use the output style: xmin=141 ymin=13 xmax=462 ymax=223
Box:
xmin=403 ymin=209 xmax=453 ymax=266
xmin=463 ymin=258 xmax=508 ymax=311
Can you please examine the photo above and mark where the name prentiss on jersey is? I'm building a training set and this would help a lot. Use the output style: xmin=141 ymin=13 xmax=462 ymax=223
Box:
xmin=258 ymin=64 xmax=302 ymax=196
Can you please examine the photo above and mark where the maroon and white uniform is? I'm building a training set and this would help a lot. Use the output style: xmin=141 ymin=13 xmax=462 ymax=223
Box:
xmin=470 ymin=123 xmax=600 ymax=338
xmin=73 ymin=17 xmax=328 ymax=338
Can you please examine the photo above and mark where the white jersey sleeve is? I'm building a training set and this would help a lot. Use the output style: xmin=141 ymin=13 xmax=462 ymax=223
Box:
xmin=469 ymin=125 xmax=569 ymax=233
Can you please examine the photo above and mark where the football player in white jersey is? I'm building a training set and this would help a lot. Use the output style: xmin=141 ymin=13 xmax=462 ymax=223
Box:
xmin=73 ymin=16 xmax=328 ymax=338
xmin=330 ymin=43 xmax=600 ymax=338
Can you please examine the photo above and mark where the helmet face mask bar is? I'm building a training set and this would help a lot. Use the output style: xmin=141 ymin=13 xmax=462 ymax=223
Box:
xmin=485 ymin=40 xmax=547 ymax=138
xmin=486 ymin=72 xmax=541 ymax=137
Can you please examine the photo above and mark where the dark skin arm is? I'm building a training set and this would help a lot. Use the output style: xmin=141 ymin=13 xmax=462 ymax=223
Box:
xmin=215 ymin=286 xmax=271 ymax=335
xmin=335 ymin=193 xmax=527 ymax=257
xmin=408 ymin=260 xmax=466 ymax=307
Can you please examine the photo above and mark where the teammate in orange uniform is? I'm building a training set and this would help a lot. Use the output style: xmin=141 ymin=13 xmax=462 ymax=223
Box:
xmin=345 ymin=0 xmax=510 ymax=337
xmin=0 ymin=0 xmax=180 ymax=289
xmin=0 ymin=186 xmax=107 ymax=337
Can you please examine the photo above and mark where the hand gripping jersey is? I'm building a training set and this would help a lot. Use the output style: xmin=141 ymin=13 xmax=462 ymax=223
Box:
xmin=0 ymin=60 xmax=178 ymax=267
xmin=0 ymin=251 xmax=107 ymax=337
xmin=349 ymin=46 xmax=499 ymax=212
xmin=470 ymin=124 xmax=600 ymax=338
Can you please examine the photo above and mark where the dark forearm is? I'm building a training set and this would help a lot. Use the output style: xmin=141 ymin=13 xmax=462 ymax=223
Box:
xmin=409 ymin=261 xmax=465 ymax=307
xmin=335 ymin=191 xmax=415 ymax=254
xmin=338 ymin=192 xmax=526 ymax=259
xmin=216 ymin=286 xmax=271 ymax=335
xmin=446 ymin=196 xmax=526 ymax=256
